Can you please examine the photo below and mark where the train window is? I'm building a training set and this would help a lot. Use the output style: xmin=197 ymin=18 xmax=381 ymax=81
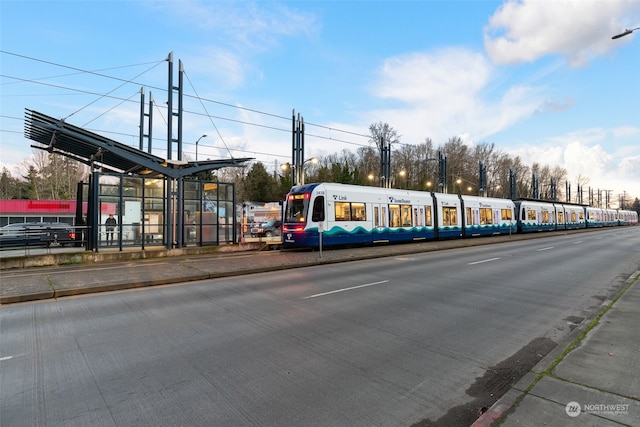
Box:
xmin=352 ymin=203 xmax=366 ymax=221
xmin=415 ymin=208 xmax=421 ymax=227
xmin=311 ymin=197 xmax=325 ymax=222
xmin=442 ymin=207 xmax=457 ymax=226
xmin=374 ymin=207 xmax=380 ymax=228
xmin=527 ymin=209 xmax=536 ymax=221
xmin=558 ymin=211 xmax=564 ymax=223
xmin=389 ymin=205 xmax=401 ymax=227
xmin=541 ymin=211 xmax=550 ymax=223
xmin=501 ymin=209 xmax=512 ymax=221
xmin=285 ymin=197 xmax=309 ymax=223
xmin=401 ymin=205 xmax=412 ymax=227
xmin=335 ymin=202 xmax=351 ymax=221
xmin=480 ymin=208 xmax=492 ymax=225
xmin=381 ymin=206 xmax=388 ymax=227
xmin=466 ymin=207 xmax=472 ymax=226
xmin=425 ymin=206 xmax=433 ymax=226
xmin=334 ymin=202 xmax=366 ymax=221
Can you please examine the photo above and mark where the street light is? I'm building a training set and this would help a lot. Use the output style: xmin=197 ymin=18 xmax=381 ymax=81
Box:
xmin=398 ymin=170 xmax=407 ymax=189
xmin=612 ymin=27 xmax=640 ymax=39
xmin=195 ymin=134 xmax=207 ymax=161
xmin=456 ymin=177 xmax=475 ymax=195
xmin=281 ymin=157 xmax=318 ymax=185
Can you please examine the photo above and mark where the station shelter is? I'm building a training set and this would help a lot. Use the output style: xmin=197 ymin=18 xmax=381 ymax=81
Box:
xmin=23 ymin=110 xmax=252 ymax=251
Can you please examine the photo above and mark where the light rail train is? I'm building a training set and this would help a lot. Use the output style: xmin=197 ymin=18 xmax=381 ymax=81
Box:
xmin=281 ymin=182 xmax=638 ymax=248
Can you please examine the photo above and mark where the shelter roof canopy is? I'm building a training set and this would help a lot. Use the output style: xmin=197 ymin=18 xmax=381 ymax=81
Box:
xmin=24 ymin=109 xmax=252 ymax=178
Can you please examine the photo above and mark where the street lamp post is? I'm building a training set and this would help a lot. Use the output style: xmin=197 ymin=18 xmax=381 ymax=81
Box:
xmin=612 ymin=27 xmax=640 ymax=39
xmin=195 ymin=134 xmax=207 ymax=161
xmin=281 ymin=157 xmax=318 ymax=185
xmin=300 ymin=157 xmax=319 ymax=185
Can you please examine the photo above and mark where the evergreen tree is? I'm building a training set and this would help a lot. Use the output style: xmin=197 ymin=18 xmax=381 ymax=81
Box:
xmin=22 ymin=166 xmax=40 ymax=200
xmin=0 ymin=168 xmax=22 ymax=199
xmin=244 ymin=162 xmax=278 ymax=202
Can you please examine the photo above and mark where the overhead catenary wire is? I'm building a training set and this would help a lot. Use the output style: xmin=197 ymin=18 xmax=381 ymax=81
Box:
xmin=82 ymin=90 xmax=141 ymax=127
xmin=2 ymin=51 xmax=370 ymax=139
xmin=2 ymin=72 xmax=371 ymax=152
xmin=63 ymin=60 xmax=165 ymax=121
xmin=183 ymin=69 xmax=234 ymax=159
xmin=1 ymin=50 xmax=378 ymax=163
xmin=0 ymin=50 xmax=165 ymax=87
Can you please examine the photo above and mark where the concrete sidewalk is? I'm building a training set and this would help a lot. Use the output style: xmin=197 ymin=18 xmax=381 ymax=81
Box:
xmin=1 ymin=238 xmax=474 ymax=304
xmin=473 ymin=270 xmax=640 ymax=427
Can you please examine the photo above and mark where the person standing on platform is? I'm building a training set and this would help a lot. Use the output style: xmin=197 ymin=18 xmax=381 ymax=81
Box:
xmin=105 ymin=214 xmax=117 ymax=245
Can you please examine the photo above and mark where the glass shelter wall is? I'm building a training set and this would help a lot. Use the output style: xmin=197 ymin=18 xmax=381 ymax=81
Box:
xmin=95 ymin=173 xmax=235 ymax=250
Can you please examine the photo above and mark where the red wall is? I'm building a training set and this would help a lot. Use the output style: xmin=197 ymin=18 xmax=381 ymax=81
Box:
xmin=0 ymin=200 xmax=114 ymax=215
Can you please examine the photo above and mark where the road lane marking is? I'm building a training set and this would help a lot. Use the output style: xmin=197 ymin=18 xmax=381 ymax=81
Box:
xmin=0 ymin=356 xmax=14 ymax=361
xmin=304 ymin=280 xmax=390 ymax=299
xmin=573 ymin=240 xmax=583 ymax=244
xmin=537 ymin=246 xmax=554 ymax=251
xmin=468 ymin=257 xmax=500 ymax=265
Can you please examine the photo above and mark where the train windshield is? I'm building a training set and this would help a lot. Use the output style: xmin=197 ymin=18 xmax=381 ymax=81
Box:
xmin=285 ymin=193 xmax=310 ymax=223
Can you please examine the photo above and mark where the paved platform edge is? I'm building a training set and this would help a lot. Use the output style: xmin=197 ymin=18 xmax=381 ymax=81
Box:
xmin=0 ymin=252 xmax=396 ymax=304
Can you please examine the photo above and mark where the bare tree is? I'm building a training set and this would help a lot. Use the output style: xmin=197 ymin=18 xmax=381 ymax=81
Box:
xmin=368 ymin=121 xmax=401 ymax=151
xmin=22 ymin=151 xmax=89 ymax=200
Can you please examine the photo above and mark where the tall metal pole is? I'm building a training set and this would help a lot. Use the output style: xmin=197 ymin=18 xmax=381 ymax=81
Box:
xmin=379 ymin=136 xmax=385 ymax=188
xmin=167 ymin=52 xmax=173 ymax=160
xmin=299 ymin=115 xmax=305 ymax=185
xmin=147 ymin=92 xmax=153 ymax=154
xmin=291 ymin=109 xmax=296 ymax=186
xmin=509 ymin=168 xmax=516 ymax=200
xmin=139 ymin=87 xmax=145 ymax=151
xmin=177 ymin=60 xmax=184 ymax=161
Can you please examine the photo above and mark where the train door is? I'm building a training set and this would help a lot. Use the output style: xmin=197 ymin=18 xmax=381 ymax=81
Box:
xmin=555 ymin=205 xmax=565 ymax=230
xmin=372 ymin=203 xmax=389 ymax=243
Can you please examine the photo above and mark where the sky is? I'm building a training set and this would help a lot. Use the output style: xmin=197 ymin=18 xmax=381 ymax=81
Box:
xmin=1 ymin=0 xmax=639 ymax=204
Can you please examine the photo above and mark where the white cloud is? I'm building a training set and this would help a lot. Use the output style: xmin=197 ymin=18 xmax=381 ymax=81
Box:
xmin=187 ymin=48 xmax=247 ymax=89
xmin=484 ymin=0 xmax=640 ymax=67
xmin=362 ymin=48 xmax=546 ymax=145
xmin=374 ymin=48 xmax=491 ymax=105
xmin=509 ymin=134 xmax=640 ymax=200
xmin=153 ymin=1 xmax=318 ymax=51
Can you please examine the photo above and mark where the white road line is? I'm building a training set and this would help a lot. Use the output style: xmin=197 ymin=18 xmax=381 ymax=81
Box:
xmin=0 ymin=356 xmax=14 ymax=362
xmin=468 ymin=257 xmax=500 ymax=265
xmin=573 ymin=240 xmax=583 ymax=244
xmin=537 ymin=246 xmax=554 ymax=251
xmin=304 ymin=280 xmax=390 ymax=299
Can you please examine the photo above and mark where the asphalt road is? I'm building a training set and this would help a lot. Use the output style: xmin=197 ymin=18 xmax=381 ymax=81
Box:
xmin=1 ymin=228 xmax=638 ymax=426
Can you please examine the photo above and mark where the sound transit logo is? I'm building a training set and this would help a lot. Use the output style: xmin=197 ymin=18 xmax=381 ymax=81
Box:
xmin=565 ymin=401 xmax=630 ymax=418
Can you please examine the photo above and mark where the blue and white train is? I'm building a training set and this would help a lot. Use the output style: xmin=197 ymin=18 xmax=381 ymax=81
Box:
xmin=281 ymin=182 xmax=638 ymax=248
